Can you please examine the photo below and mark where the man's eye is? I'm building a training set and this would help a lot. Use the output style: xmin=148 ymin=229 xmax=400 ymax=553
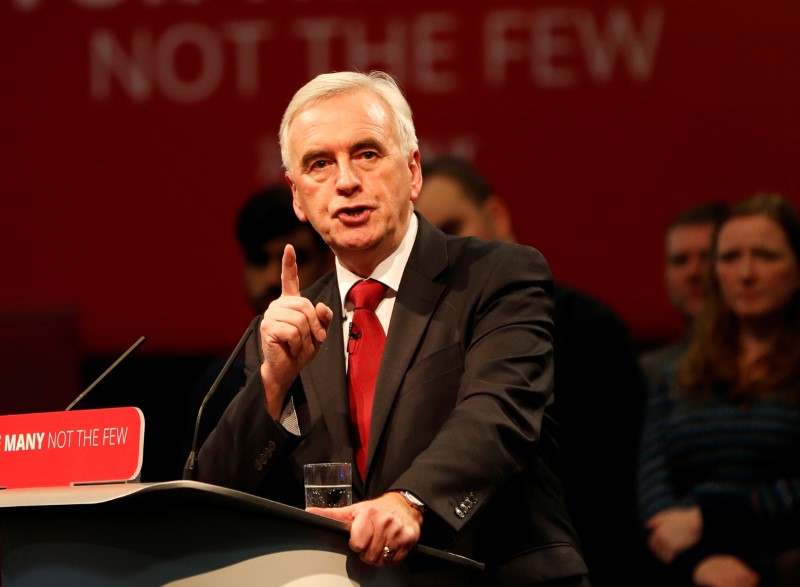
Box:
xmin=362 ymin=151 xmax=377 ymax=160
xmin=310 ymin=160 xmax=329 ymax=170
xmin=294 ymin=249 xmax=312 ymax=265
xmin=668 ymin=254 xmax=688 ymax=267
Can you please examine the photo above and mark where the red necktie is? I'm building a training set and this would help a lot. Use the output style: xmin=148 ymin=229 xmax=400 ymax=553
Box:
xmin=346 ymin=279 xmax=387 ymax=479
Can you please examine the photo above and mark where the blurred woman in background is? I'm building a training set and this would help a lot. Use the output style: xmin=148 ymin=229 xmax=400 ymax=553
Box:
xmin=638 ymin=193 xmax=800 ymax=587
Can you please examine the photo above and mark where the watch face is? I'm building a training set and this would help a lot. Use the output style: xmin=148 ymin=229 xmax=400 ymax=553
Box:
xmin=403 ymin=491 xmax=426 ymax=511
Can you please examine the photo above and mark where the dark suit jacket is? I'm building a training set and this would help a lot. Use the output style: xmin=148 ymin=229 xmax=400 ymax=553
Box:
xmin=198 ymin=214 xmax=588 ymax=585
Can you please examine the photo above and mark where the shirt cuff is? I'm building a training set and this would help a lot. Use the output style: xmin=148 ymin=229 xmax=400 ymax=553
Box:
xmin=279 ymin=396 xmax=300 ymax=435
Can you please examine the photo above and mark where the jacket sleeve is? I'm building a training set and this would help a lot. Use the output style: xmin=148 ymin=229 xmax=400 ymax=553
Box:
xmin=196 ymin=314 xmax=304 ymax=505
xmin=389 ymin=243 xmax=556 ymax=532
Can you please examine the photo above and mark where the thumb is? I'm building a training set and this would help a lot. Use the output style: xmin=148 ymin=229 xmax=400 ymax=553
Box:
xmin=315 ymin=302 xmax=334 ymax=340
xmin=306 ymin=505 xmax=354 ymax=524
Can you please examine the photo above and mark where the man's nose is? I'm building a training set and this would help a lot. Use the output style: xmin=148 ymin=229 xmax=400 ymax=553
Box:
xmin=335 ymin=161 xmax=361 ymax=195
xmin=686 ymin=256 xmax=707 ymax=281
xmin=256 ymin=257 xmax=282 ymax=286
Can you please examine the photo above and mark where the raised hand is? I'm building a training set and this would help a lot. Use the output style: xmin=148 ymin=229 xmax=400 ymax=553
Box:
xmin=260 ymin=244 xmax=333 ymax=418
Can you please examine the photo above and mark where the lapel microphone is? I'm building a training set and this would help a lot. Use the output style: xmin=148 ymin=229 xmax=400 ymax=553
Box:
xmin=182 ymin=326 xmax=253 ymax=480
xmin=65 ymin=336 xmax=146 ymax=411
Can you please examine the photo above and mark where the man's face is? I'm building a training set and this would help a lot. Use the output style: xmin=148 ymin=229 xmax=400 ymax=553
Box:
xmin=665 ymin=223 xmax=716 ymax=321
xmin=416 ymin=175 xmax=496 ymax=239
xmin=242 ymin=226 xmax=329 ymax=314
xmin=285 ymin=89 xmax=421 ymax=276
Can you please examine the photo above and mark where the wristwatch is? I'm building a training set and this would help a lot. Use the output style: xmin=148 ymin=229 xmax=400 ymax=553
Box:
xmin=399 ymin=490 xmax=427 ymax=513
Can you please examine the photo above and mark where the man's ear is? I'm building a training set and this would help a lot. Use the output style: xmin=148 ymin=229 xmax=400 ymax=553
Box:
xmin=286 ymin=172 xmax=308 ymax=222
xmin=484 ymin=195 xmax=515 ymax=242
xmin=408 ymin=150 xmax=422 ymax=203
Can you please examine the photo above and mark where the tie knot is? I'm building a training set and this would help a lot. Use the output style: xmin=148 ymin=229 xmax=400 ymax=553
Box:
xmin=347 ymin=279 xmax=387 ymax=312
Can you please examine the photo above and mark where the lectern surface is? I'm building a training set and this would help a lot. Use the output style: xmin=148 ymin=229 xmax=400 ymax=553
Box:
xmin=0 ymin=480 xmax=481 ymax=586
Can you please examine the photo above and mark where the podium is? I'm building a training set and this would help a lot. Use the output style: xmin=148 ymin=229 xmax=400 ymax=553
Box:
xmin=0 ymin=480 xmax=483 ymax=586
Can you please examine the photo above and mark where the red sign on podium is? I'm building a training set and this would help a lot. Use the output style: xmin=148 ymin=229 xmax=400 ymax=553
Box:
xmin=0 ymin=407 xmax=144 ymax=489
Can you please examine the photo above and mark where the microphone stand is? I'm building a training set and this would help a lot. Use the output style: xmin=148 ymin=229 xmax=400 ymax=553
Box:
xmin=182 ymin=327 xmax=252 ymax=480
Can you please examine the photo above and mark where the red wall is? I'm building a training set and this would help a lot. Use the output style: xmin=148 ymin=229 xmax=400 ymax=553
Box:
xmin=3 ymin=0 xmax=799 ymax=355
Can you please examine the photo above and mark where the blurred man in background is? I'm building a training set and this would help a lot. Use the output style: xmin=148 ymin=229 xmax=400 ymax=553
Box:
xmin=237 ymin=184 xmax=332 ymax=316
xmin=639 ymin=202 xmax=728 ymax=391
xmin=181 ymin=184 xmax=332 ymax=471
xmin=415 ymin=154 xmax=648 ymax=587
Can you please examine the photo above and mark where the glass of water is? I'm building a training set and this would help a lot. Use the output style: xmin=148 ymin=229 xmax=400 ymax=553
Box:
xmin=303 ymin=462 xmax=353 ymax=508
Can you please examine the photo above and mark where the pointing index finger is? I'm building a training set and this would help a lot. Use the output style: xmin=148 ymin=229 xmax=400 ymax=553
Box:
xmin=281 ymin=244 xmax=301 ymax=297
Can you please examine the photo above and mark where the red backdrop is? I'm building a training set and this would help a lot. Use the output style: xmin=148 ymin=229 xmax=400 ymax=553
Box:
xmin=3 ymin=0 xmax=799 ymax=355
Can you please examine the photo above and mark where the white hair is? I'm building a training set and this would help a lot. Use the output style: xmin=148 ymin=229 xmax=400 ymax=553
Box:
xmin=279 ymin=70 xmax=418 ymax=172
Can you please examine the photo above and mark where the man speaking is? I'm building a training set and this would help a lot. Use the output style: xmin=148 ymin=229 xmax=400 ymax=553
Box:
xmin=198 ymin=70 xmax=589 ymax=587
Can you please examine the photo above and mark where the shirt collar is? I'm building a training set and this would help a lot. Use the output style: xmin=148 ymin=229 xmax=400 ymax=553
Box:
xmin=336 ymin=213 xmax=418 ymax=306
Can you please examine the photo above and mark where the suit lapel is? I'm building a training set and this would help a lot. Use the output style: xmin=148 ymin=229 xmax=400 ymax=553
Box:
xmin=365 ymin=215 xmax=448 ymax=478
xmin=299 ymin=217 xmax=449 ymax=490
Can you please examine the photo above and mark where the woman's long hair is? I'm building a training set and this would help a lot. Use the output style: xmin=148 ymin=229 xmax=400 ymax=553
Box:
xmin=676 ymin=193 xmax=800 ymax=402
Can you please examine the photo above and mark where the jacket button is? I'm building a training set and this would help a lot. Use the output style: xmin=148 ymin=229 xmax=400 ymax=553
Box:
xmin=455 ymin=506 xmax=465 ymax=519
